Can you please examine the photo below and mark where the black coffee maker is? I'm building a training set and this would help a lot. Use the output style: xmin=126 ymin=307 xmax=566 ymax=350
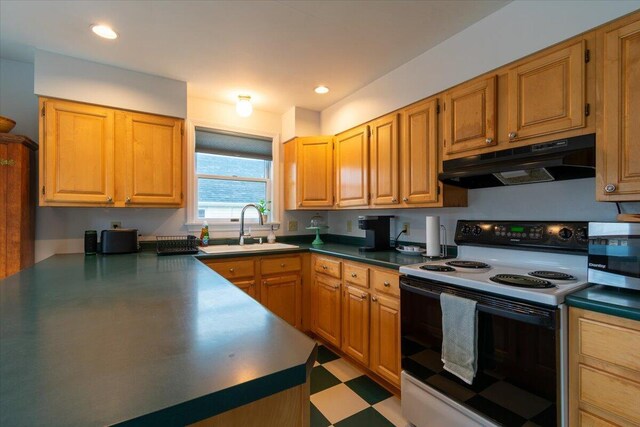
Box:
xmin=358 ymin=215 xmax=394 ymax=252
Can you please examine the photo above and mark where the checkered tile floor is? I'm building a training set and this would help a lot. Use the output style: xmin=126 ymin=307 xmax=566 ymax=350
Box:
xmin=310 ymin=344 xmax=408 ymax=427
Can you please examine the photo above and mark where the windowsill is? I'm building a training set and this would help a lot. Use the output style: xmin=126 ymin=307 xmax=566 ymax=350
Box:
xmin=185 ymin=222 xmax=280 ymax=232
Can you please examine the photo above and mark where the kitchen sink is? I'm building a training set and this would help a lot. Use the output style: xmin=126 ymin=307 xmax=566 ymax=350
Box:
xmin=198 ymin=242 xmax=300 ymax=255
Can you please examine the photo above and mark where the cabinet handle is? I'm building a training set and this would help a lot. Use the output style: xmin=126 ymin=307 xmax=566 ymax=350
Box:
xmin=361 ymin=293 xmax=367 ymax=299
xmin=125 ymin=197 xmax=131 ymax=204
xmin=280 ymin=263 xmax=286 ymax=267
xmin=351 ymin=272 xmax=357 ymax=278
xmin=229 ymin=268 xmax=235 ymax=273
xmin=322 ymin=265 xmax=328 ymax=270
xmin=604 ymin=184 xmax=616 ymax=193
xmin=372 ymin=296 xmax=378 ymax=302
xmin=508 ymin=132 xmax=517 ymax=140
xmin=106 ymin=196 xmax=113 ymax=203
xmin=334 ymin=284 xmax=340 ymax=289
xmin=403 ymin=197 xmax=409 ymax=202
xmin=485 ymin=138 xmax=493 ymax=144
xmin=392 ymin=198 xmax=398 ymax=203
xmin=0 ymin=159 xmax=15 ymax=166
xmin=383 ymin=281 xmax=391 ymax=287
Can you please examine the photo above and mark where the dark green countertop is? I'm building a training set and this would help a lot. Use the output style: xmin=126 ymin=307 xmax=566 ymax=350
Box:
xmin=566 ymin=285 xmax=640 ymax=322
xmin=195 ymin=239 xmax=448 ymax=270
xmin=0 ymin=253 xmax=317 ymax=427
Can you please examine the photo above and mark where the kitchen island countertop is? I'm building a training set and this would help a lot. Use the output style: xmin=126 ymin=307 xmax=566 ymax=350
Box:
xmin=0 ymin=253 xmax=316 ymax=426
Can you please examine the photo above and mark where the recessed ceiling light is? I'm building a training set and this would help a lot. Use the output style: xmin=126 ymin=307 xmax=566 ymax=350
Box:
xmin=91 ymin=24 xmax=118 ymax=40
xmin=314 ymin=86 xmax=329 ymax=94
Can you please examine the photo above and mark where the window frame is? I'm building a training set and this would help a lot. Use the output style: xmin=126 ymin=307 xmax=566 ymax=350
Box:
xmin=186 ymin=119 xmax=280 ymax=231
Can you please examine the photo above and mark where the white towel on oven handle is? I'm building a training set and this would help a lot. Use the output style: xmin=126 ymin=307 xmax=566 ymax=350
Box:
xmin=440 ymin=292 xmax=478 ymax=385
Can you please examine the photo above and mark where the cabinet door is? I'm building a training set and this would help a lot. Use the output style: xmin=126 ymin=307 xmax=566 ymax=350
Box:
xmin=313 ymin=274 xmax=342 ymax=347
xmin=370 ymin=114 xmax=399 ymax=206
xmin=122 ymin=112 xmax=183 ymax=206
xmin=233 ymin=279 xmax=257 ymax=300
xmin=42 ymin=99 xmax=115 ymax=204
xmin=443 ymin=76 xmax=497 ymax=158
xmin=508 ymin=40 xmax=587 ymax=142
xmin=335 ymin=125 xmax=369 ymax=207
xmin=261 ymin=274 xmax=301 ymax=328
xmin=401 ymin=99 xmax=439 ymax=205
xmin=598 ymin=19 xmax=640 ymax=201
xmin=370 ymin=293 xmax=400 ymax=386
xmin=297 ymin=137 xmax=334 ymax=208
xmin=342 ymin=286 xmax=370 ymax=365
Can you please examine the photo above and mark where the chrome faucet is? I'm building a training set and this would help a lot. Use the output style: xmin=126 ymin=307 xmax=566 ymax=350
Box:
xmin=239 ymin=203 xmax=264 ymax=245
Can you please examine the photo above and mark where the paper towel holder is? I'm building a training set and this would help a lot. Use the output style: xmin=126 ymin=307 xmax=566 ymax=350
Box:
xmin=423 ymin=225 xmax=451 ymax=260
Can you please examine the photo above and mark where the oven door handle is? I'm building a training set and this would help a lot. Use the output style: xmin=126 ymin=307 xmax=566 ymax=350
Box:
xmin=400 ymin=281 xmax=556 ymax=329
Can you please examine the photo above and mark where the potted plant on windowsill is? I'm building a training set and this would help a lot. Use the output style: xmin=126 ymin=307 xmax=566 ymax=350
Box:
xmin=256 ymin=199 xmax=271 ymax=224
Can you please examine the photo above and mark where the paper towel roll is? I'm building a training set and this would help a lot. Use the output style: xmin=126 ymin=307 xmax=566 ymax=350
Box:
xmin=426 ymin=216 xmax=441 ymax=257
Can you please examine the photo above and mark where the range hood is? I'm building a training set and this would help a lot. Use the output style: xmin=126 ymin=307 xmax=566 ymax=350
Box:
xmin=439 ymin=134 xmax=595 ymax=189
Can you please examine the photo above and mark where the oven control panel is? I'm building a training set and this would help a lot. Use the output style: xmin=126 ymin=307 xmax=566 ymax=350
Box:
xmin=455 ymin=220 xmax=589 ymax=252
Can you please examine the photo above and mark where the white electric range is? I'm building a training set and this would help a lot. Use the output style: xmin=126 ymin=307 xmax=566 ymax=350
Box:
xmin=399 ymin=220 xmax=589 ymax=427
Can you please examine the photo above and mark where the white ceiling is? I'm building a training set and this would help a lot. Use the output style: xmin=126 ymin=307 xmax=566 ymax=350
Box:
xmin=0 ymin=0 xmax=509 ymax=114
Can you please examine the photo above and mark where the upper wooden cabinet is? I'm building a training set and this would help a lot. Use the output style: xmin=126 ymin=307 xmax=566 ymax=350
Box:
xmin=120 ymin=112 xmax=183 ymax=206
xmin=402 ymin=98 xmax=439 ymax=205
xmin=507 ymin=40 xmax=588 ymax=142
xmin=39 ymin=98 xmax=184 ymax=207
xmin=41 ymin=99 xmax=115 ymax=205
xmin=284 ymin=136 xmax=334 ymax=209
xmin=369 ymin=113 xmax=399 ymax=207
xmin=443 ymin=75 xmax=497 ymax=158
xmin=596 ymin=15 xmax=640 ymax=201
xmin=335 ymin=124 xmax=369 ymax=208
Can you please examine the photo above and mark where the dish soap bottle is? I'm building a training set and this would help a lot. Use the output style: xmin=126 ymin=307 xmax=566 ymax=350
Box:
xmin=267 ymin=224 xmax=276 ymax=244
xmin=200 ymin=221 xmax=210 ymax=246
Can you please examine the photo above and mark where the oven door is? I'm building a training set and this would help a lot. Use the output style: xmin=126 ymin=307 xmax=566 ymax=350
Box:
xmin=401 ymin=276 xmax=561 ymax=427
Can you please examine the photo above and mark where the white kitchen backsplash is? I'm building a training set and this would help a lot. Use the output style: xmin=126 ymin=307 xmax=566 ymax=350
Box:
xmin=327 ymin=178 xmax=640 ymax=246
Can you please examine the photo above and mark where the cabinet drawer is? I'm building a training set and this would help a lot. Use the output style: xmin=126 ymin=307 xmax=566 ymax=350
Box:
xmin=579 ymin=365 xmax=640 ymax=424
xmin=261 ymin=256 xmax=301 ymax=275
xmin=579 ymin=410 xmax=619 ymax=427
xmin=208 ymin=259 xmax=255 ymax=279
xmin=344 ymin=263 xmax=369 ymax=288
xmin=314 ymin=256 xmax=342 ymax=279
xmin=578 ymin=317 xmax=640 ymax=372
xmin=371 ymin=269 xmax=399 ymax=297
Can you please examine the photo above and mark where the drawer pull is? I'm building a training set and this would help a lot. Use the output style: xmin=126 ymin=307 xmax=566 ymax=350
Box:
xmin=372 ymin=296 xmax=378 ymax=302
xmin=334 ymin=284 xmax=340 ymax=289
xmin=229 ymin=268 xmax=235 ymax=273
xmin=361 ymin=293 xmax=367 ymax=299
xmin=383 ymin=281 xmax=391 ymax=287
xmin=351 ymin=272 xmax=357 ymax=278
xmin=322 ymin=265 xmax=328 ymax=270
xmin=280 ymin=263 xmax=285 ymax=267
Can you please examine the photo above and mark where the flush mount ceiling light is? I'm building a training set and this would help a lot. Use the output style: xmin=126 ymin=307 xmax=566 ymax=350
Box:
xmin=91 ymin=24 xmax=118 ymax=40
xmin=236 ymin=95 xmax=253 ymax=117
xmin=314 ymin=86 xmax=330 ymax=94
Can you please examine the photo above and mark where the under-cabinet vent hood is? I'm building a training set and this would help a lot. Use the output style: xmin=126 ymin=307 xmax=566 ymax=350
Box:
xmin=438 ymin=134 xmax=595 ymax=189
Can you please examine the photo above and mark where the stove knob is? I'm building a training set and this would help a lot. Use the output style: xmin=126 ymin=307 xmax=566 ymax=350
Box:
xmin=558 ymin=227 xmax=573 ymax=240
xmin=472 ymin=225 xmax=482 ymax=235
xmin=576 ymin=227 xmax=588 ymax=244
xmin=461 ymin=225 xmax=472 ymax=234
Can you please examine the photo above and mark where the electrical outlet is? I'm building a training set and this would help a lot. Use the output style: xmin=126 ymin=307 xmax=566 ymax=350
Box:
xmin=288 ymin=220 xmax=298 ymax=232
xmin=403 ymin=222 xmax=410 ymax=235
xmin=346 ymin=220 xmax=353 ymax=232
xmin=111 ymin=221 xmax=122 ymax=229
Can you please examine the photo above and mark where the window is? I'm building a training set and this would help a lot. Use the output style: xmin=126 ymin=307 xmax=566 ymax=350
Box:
xmin=194 ymin=128 xmax=273 ymax=223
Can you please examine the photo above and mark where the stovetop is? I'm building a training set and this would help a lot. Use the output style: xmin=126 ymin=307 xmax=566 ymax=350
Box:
xmin=400 ymin=245 xmax=588 ymax=306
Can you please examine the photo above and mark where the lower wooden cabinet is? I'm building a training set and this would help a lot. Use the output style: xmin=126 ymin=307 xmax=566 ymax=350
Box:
xmin=342 ymin=286 xmax=370 ymax=365
xmin=313 ymin=272 xmax=342 ymax=347
xmin=312 ymin=256 xmax=401 ymax=388
xmin=261 ymin=275 xmax=301 ymax=328
xmin=233 ymin=279 xmax=257 ymax=299
xmin=370 ymin=293 xmax=401 ymax=386
xmin=201 ymin=254 xmax=302 ymax=329
xmin=569 ymin=307 xmax=640 ymax=426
